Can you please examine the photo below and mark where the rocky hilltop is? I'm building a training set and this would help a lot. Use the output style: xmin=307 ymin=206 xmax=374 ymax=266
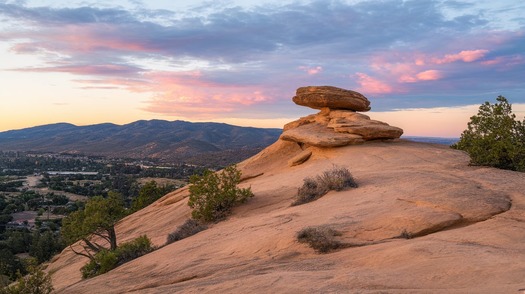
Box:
xmin=47 ymin=87 xmax=525 ymax=293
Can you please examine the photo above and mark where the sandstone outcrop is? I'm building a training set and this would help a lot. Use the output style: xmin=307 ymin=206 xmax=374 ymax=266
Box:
xmin=281 ymin=86 xmax=403 ymax=154
xmin=293 ymin=86 xmax=371 ymax=111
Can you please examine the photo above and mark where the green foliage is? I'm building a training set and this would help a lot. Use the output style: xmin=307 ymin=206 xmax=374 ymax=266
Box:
xmin=453 ymin=96 xmax=525 ymax=171
xmin=80 ymin=249 xmax=118 ymax=279
xmin=0 ymin=249 xmax=26 ymax=281
xmin=4 ymin=230 xmax=32 ymax=254
xmin=81 ymin=235 xmax=154 ymax=279
xmin=61 ymin=191 xmax=127 ymax=259
xmin=30 ymin=230 xmax=64 ymax=264
xmin=131 ymin=181 xmax=174 ymax=212
xmin=297 ymin=226 xmax=344 ymax=253
xmin=166 ymin=218 xmax=207 ymax=245
xmin=292 ymin=166 xmax=357 ymax=206
xmin=0 ymin=266 xmax=53 ymax=294
xmin=188 ymin=165 xmax=254 ymax=222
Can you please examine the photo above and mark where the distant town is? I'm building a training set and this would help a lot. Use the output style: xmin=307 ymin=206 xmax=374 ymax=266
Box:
xmin=0 ymin=150 xmax=206 ymax=285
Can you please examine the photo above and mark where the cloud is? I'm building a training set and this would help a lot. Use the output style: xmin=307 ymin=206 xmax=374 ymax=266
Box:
xmin=299 ymin=66 xmax=323 ymax=75
xmin=355 ymin=73 xmax=394 ymax=95
xmin=433 ymin=49 xmax=489 ymax=64
xmin=0 ymin=0 xmax=524 ymax=119
xmin=416 ymin=70 xmax=443 ymax=81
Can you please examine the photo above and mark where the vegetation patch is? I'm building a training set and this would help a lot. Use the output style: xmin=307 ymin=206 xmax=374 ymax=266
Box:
xmin=81 ymin=235 xmax=154 ymax=279
xmin=166 ymin=218 xmax=207 ymax=245
xmin=399 ymin=229 xmax=413 ymax=239
xmin=292 ymin=166 xmax=357 ymax=206
xmin=0 ymin=265 xmax=53 ymax=294
xmin=188 ymin=165 xmax=254 ymax=222
xmin=452 ymin=96 xmax=525 ymax=172
xmin=297 ymin=226 xmax=344 ymax=253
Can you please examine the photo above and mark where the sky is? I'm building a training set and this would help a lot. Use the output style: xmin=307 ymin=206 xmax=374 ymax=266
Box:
xmin=0 ymin=0 xmax=524 ymax=137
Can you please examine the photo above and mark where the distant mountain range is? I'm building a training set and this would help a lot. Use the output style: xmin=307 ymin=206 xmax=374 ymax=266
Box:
xmin=403 ymin=136 xmax=459 ymax=146
xmin=0 ymin=120 xmax=282 ymax=166
xmin=0 ymin=120 xmax=460 ymax=166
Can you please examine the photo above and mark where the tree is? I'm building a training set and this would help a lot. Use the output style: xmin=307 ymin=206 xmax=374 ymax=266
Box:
xmin=131 ymin=181 xmax=174 ymax=212
xmin=30 ymin=230 xmax=64 ymax=264
xmin=453 ymin=96 xmax=525 ymax=171
xmin=0 ymin=266 xmax=53 ymax=294
xmin=188 ymin=165 xmax=254 ymax=222
xmin=61 ymin=192 xmax=126 ymax=260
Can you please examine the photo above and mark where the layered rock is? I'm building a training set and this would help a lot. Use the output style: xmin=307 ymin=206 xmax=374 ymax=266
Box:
xmin=293 ymin=86 xmax=371 ymax=111
xmin=281 ymin=86 xmax=403 ymax=150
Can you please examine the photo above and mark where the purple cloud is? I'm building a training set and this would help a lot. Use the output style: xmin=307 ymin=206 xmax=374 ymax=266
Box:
xmin=0 ymin=0 xmax=523 ymax=118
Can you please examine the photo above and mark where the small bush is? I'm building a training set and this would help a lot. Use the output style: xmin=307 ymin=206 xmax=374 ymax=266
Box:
xmin=297 ymin=226 xmax=343 ymax=253
xmin=0 ymin=266 xmax=53 ymax=294
xmin=293 ymin=166 xmax=357 ymax=206
xmin=115 ymin=235 xmax=155 ymax=265
xmin=188 ymin=165 xmax=254 ymax=222
xmin=399 ymin=229 xmax=412 ymax=239
xmin=81 ymin=235 xmax=154 ymax=279
xmin=167 ymin=219 xmax=207 ymax=245
xmin=81 ymin=250 xmax=118 ymax=279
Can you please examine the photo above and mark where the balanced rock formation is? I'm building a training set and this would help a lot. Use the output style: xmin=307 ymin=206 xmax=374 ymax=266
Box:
xmin=293 ymin=86 xmax=371 ymax=111
xmin=281 ymin=86 xmax=403 ymax=149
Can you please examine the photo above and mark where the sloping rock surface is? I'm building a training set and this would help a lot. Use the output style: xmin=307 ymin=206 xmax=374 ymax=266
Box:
xmin=48 ymin=140 xmax=525 ymax=293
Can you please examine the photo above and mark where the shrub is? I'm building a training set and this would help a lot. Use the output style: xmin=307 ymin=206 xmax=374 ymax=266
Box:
xmin=399 ymin=229 xmax=412 ymax=239
xmin=297 ymin=226 xmax=343 ymax=253
xmin=0 ymin=266 xmax=53 ymax=294
xmin=452 ymin=96 xmax=525 ymax=171
xmin=166 ymin=219 xmax=207 ymax=245
xmin=81 ymin=235 xmax=154 ymax=279
xmin=81 ymin=250 xmax=118 ymax=279
xmin=114 ymin=235 xmax=154 ymax=265
xmin=292 ymin=166 xmax=357 ymax=206
xmin=188 ymin=165 xmax=254 ymax=222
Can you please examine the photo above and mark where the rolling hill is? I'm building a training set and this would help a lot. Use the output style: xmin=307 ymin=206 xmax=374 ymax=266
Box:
xmin=0 ymin=120 xmax=282 ymax=166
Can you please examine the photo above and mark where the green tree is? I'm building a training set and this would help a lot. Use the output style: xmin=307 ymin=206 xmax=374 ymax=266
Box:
xmin=453 ymin=96 xmax=525 ymax=171
xmin=131 ymin=181 xmax=174 ymax=212
xmin=188 ymin=165 xmax=254 ymax=222
xmin=0 ymin=249 xmax=25 ymax=281
xmin=30 ymin=230 xmax=64 ymax=264
xmin=61 ymin=192 xmax=126 ymax=260
xmin=0 ymin=266 xmax=53 ymax=294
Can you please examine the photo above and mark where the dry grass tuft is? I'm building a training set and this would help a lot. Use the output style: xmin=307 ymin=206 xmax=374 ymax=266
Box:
xmin=297 ymin=226 xmax=344 ymax=253
xmin=166 ymin=219 xmax=207 ymax=245
xmin=292 ymin=166 xmax=357 ymax=206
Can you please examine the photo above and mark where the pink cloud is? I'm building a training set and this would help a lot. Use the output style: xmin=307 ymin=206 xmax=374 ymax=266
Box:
xmin=354 ymin=73 xmax=393 ymax=94
xmin=399 ymin=70 xmax=443 ymax=83
xmin=416 ymin=70 xmax=442 ymax=81
xmin=298 ymin=66 xmax=323 ymax=75
xmin=76 ymin=71 xmax=273 ymax=117
xmin=433 ymin=49 xmax=489 ymax=64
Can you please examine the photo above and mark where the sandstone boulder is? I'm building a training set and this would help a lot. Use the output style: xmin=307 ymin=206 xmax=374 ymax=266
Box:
xmin=283 ymin=86 xmax=402 ymax=147
xmin=293 ymin=86 xmax=371 ymax=111
xmin=280 ymin=123 xmax=364 ymax=147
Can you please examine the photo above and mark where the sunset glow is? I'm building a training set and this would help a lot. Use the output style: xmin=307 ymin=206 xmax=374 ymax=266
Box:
xmin=0 ymin=0 xmax=524 ymax=137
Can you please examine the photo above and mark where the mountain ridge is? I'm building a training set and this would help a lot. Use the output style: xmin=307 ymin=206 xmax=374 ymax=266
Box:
xmin=0 ymin=120 xmax=282 ymax=166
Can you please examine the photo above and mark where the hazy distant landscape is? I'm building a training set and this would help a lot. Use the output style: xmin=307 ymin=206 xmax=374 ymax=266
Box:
xmin=0 ymin=120 xmax=282 ymax=167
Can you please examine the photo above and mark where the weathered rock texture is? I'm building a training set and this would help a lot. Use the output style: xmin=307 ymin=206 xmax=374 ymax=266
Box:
xmin=48 ymin=140 xmax=525 ymax=294
xmin=293 ymin=86 xmax=371 ymax=111
xmin=281 ymin=86 xmax=403 ymax=149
